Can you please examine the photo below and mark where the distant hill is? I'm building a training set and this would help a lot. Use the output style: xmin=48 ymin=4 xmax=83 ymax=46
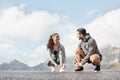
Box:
xmin=101 ymin=45 xmax=120 ymax=64
xmin=0 ymin=46 xmax=120 ymax=71
xmin=30 ymin=63 xmax=50 ymax=71
xmin=0 ymin=60 xmax=30 ymax=70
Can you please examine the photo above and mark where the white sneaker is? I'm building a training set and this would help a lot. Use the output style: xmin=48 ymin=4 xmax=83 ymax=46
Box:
xmin=51 ymin=67 xmax=55 ymax=72
xmin=59 ymin=68 xmax=64 ymax=72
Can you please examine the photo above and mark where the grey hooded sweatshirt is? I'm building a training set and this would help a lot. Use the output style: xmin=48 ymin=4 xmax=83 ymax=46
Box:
xmin=78 ymin=33 xmax=102 ymax=65
xmin=48 ymin=43 xmax=66 ymax=66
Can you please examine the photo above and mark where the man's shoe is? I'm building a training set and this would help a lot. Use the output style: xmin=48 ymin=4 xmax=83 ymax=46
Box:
xmin=94 ymin=65 xmax=100 ymax=72
xmin=75 ymin=67 xmax=84 ymax=71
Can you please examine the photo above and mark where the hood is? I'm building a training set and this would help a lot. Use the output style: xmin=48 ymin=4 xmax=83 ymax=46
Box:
xmin=83 ymin=33 xmax=91 ymax=42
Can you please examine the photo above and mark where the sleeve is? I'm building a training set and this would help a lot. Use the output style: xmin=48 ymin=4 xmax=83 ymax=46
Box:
xmin=81 ymin=39 xmax=96 ymax=65
xmin=78 ymin=42 xmax=82 ymax=50
xmin=62 ymin=46 xmax=66 ymax=64
xmin=48 ymin=49 xmax=58 ymax=66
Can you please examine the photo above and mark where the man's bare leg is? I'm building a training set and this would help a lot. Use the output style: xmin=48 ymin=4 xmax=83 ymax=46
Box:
xmin=90 ymin=54 xmax=101 ymax=71
xmin=75 ymin=49 xmax=85 ymax=71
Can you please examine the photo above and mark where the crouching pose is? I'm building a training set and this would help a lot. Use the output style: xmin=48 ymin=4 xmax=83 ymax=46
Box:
xmin=47 ymin=33 xmax=66 ymax=72
xmin=75 ymin=28 xmax=102 ymax=72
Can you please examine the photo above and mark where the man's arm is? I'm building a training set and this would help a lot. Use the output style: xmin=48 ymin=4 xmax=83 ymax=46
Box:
xmin=81 ymin=39 xmax=97 ymax=65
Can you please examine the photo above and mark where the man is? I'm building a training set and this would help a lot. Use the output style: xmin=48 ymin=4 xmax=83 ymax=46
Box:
xmin=75 ymin=28 xmax=102 ymax=72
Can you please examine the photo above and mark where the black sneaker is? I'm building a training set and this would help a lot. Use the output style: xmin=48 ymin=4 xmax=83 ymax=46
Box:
xmin=94 ymin=65 xmax=100 ymax=72
xmin=75 ymin=67 xmax=84 ymax=71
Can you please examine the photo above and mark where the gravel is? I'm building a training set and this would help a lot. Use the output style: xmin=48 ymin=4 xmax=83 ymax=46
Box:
xmin=0 ymin=71 xmax=120 ymax=80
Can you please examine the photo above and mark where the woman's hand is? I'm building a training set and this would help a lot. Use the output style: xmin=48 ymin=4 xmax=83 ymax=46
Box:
xmin=55 ymin=64 xmax=58 ymax=67
xmin=61 ymin=64 xmax=65 ymax=69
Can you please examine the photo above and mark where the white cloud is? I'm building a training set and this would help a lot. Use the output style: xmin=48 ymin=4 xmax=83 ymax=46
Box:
xmin=0 ymin=43 xmax=20 ymax=63
xmin=0 ymin=5 xmax=120 ymax=66
xmin=0 ymin=5 xmax=76 ymax=43
xmin=85 ymin=9 xmax=120 ymax=48
xmin=0 ymin=6 xmax=60 ymax=41
xmin=0 ymin=5 xmax=76 ymax=66
xmin=0 ymin=43 xmax=49 ymax=66
xmin=85 ymin=9 xmax=98 ymax=19
xmin=28 ymin=45 xmax=49 ymax=66
xmin=62 ymin=33 xmax=79 ymax=57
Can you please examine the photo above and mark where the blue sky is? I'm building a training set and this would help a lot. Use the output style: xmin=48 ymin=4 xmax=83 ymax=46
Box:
xmin=0 ymin=0 xmax=120 ymax=24
xmin=0 ymin=0 xmax=120 ymax=66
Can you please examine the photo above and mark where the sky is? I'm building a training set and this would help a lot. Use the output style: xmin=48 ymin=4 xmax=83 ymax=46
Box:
xmin=0 ymin=0 xmax=120 ymax=66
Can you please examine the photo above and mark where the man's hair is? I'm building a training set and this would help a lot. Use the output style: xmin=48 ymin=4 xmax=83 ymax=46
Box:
xmin=77 ymin=28 xmax=86 ymax=36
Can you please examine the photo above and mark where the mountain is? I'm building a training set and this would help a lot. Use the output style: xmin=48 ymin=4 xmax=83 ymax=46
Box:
xmin=0 ymin=46 xmax=120 ymax=70
xmin=0 ymin=60 xmax=30 ymax=70
xmin=31 ymin=63 xmax=50 ymax=71
xmin=101 ymin=45 xmax=120 ymax=64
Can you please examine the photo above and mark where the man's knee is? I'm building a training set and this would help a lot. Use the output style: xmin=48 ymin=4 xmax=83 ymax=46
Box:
xmin=75 ymin=48 xmax=83 ymax=54
xmin=90 ymin=54 xmax=100 ymax=64
xmin=75 ymin=49 xmax=86 ymax=59
xmin=75 ymin=49 xmax=79 ymax=54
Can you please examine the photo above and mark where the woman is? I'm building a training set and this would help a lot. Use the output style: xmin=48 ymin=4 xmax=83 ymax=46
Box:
xmin=47 ymin=33 xmax=66 ymax=72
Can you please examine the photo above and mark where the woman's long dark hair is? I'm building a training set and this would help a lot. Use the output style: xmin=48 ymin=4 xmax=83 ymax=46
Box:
xmin=47 ymin=33 xmax=59 ymax=49
xmin=47 ymin=35 xmax=54 ymax=49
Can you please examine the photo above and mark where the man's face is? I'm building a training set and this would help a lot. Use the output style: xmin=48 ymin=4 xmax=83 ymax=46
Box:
xmin=77 ymin=31 xmax=83 ymax=40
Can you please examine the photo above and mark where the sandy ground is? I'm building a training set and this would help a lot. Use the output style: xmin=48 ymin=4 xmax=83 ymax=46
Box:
xmin=0 ymin=71 xmax=120 ymax=80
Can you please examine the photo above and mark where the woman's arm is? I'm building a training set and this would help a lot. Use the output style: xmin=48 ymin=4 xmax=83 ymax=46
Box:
xmin=48 ymin=49 xmax=58 ymax=66
xmin=59 ymin=45 xmax=66 ymax=68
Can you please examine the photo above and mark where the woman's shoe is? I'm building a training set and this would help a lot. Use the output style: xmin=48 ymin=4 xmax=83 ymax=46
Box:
xmin=59 ymin=68 xmax=64 ymax=72
xmin=51 ymin=67 xmax=55 ymax=72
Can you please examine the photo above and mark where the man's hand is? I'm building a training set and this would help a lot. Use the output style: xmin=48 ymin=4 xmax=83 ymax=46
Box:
xmin=75 ymin=63 xmax=79 ymax=68
xmin=75 ymin=63 xmax=83 ymax=68
xmin=79 ymin=62 xmax=83 ymax=67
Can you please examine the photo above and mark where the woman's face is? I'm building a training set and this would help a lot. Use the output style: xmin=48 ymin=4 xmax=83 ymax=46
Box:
xmin=52 ymin=34 xmax=60 ymax=44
